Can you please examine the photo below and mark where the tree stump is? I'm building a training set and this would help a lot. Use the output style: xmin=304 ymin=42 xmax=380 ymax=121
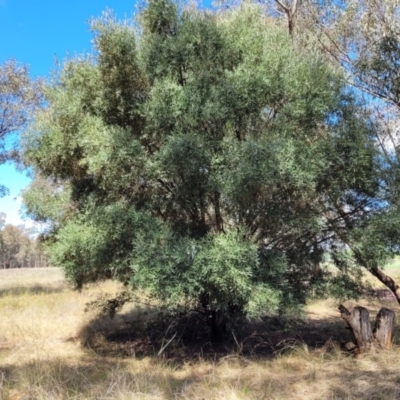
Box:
xmin=338 ymin=305 xmax=395 ymax=354
xmin=374 ymin=307 xmax=396 ymax=349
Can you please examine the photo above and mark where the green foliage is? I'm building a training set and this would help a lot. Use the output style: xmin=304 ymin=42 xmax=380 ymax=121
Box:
xmin=356 ymin=33 xmax=400 ymax=107
xmin=22 ymin=1 xmax=386 ymax=336
xmin=91 ymin=12 xmax=148 ymax=129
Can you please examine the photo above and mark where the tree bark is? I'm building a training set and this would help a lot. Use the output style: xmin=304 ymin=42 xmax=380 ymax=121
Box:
xmin=369 ymin=265 xmax=400 ymax=305
xmin=339 ymin=305 xmax=375 ymax=353
xmin=209 ymin=310 xmax=226 ymax=342
xmin=374 ymin=307 xmax=396 ymax=349
xmin=324 ymin=205 xmax=400 ymax=306
xmin=339 ymin=305 xmax=396 ymax=354
xmin=274 ymin=0 xmax=299 ymax=36
xmin=200 ymin=292 xmax=226 ymax=342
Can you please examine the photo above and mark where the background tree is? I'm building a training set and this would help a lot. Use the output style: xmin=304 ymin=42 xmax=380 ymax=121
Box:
xmin=0 ymin=223 xmax=47 ymax=268
xmin=272 ymin=0 xmax=400 ymax=302
xmin=23 ymin=1 xmax=386 ymax=339
xmin=0 ymin=59 xmax=43 ymax=196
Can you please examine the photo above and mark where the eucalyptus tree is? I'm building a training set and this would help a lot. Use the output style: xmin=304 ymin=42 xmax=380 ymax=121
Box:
xmin=0 ymin=60 xmax=43 ymax=195
xmin=23 ymin=1 xmax=382 ymax=338
xmin=274 ymin=0 xmax=400 ymax=302
xmin=0 ymin=224 xmax=47 ymax=269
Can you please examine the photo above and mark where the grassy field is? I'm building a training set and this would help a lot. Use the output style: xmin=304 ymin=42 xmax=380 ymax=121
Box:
xmin=1 ymin=267 xmax=400 ymax=399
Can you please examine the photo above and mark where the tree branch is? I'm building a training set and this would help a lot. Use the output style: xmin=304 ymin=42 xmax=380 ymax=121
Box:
xmin=274 ymin=0 xmax=289 ymax=13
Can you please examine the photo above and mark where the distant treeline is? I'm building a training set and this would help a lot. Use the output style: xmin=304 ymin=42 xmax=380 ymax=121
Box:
xmin=0 ymin=223 xmax=48 ymax=269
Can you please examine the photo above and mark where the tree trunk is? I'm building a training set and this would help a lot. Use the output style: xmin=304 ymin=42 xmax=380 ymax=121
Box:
xmin=369 ymin=265 xmax=400 ymax=305
xmin=374 ymin=307 xmax=396 ymax=349
xmin=199 ymin=292 xmax=226 ymax=342
xmin=274 ymin=0 xmax=299 ymax=36
xmin=339 ymin=305 xmax=395 ymax=354
xmin=339 ymin=305 xmax=375 ymax=353
xmin=208 ymin=310 xmax=226 ymax=342
xmin=349 ymin=243 xmax=400 ymax=304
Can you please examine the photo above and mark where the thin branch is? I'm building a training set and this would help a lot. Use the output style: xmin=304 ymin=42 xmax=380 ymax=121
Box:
xmin=157 ymin=332 xmax=177 ymax=357
xmin=291 ymin=0 xmax=298 ymax=16
xmin=274 ymin=0 xmax=289 ymax=12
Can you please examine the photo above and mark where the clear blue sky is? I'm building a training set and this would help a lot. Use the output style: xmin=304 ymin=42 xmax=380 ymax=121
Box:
xmin=0 ymin=0 xmax=210 ymax=227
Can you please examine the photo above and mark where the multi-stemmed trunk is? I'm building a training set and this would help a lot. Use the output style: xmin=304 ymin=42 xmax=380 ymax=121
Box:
xmin=339 ymin=305 xmax=395 ymax=354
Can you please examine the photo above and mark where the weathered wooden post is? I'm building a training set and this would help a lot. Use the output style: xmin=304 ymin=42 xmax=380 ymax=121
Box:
xmin=338 ymin=305 xmax=395 ymax=354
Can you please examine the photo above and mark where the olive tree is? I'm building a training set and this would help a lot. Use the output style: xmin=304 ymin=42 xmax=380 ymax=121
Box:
xmin=23 ymin=2 xmax=382 ymax=339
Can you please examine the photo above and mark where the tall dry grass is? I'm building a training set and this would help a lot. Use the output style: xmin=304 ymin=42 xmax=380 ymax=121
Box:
xmin=0 ymin=267 xmax=400 ymax=399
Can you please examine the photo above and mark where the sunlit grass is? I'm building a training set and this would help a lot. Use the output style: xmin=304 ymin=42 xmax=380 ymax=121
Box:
xmin=382 ymin=257 xmax=400 ymax=280
xmin=0 ymin=268 xmax=400 ymax=399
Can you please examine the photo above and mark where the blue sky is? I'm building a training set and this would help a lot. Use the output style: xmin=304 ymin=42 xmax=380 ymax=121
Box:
xmin=0 ymin=0 xmax=210 ymax=227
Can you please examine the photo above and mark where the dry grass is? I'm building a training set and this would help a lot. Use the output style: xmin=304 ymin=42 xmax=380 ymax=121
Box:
xmin=1 ymin=268 xmax=400 ymax=399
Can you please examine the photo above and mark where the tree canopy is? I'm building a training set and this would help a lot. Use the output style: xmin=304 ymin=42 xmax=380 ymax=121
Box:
xmin=22 ymin=1 xmax=397 ymax=338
